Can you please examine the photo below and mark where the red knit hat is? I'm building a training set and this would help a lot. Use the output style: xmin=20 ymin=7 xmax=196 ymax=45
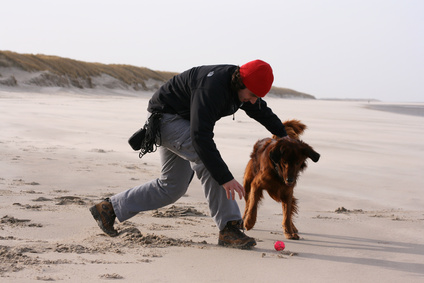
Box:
xmin=240 ymin=59 xmax=274 ymax=97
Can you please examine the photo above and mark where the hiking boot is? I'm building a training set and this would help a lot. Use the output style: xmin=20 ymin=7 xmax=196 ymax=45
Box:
xmin=218 ymin=220 xmax=256 ymax=249
xmin=89 ymin=198 xmax=118 ymax=237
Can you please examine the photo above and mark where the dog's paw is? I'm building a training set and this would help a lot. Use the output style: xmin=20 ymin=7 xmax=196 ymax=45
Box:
xmin=284 ymin=232 xmax=300 ymax=240
xmin=243 ymin=217 xmax=255 ymax=231
xmin=284 ymin=227 xmax=300 ymax=240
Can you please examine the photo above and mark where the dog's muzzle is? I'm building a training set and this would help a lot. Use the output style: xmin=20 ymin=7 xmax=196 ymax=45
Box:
xmin=285 ymin=177 xmax=295 ymax=185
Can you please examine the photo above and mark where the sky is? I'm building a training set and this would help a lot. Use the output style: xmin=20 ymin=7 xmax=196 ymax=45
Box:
xmin=1 ymin=0 xmax=423 ymax=102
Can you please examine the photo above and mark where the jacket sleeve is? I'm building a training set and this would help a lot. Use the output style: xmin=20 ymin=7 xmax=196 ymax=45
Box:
xmin=189 ymin=88 xmax=234 ymax=185
xmin=241 ymin=99 xmax=287 ymax=137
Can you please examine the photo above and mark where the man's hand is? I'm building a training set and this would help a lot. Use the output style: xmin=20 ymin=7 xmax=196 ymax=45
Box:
xmin=222 ymin=179 xmax=245 ymax=200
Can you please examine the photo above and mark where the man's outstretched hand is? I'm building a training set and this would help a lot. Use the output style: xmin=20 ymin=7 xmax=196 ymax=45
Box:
xmin=223 ymin=179 xmax=245 ymax=200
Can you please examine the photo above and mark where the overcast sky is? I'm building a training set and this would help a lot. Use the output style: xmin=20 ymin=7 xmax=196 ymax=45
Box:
xmin=1 ymin=0 xmax=423 ymax=102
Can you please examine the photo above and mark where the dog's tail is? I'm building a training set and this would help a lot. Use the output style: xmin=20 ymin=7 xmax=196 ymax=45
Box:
xmin=272 ymin=119 xmax=307 ymax=140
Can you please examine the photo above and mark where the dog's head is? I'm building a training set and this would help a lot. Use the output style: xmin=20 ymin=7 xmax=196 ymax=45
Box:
xmin=269 ymin=139 xmax=320 ymax=186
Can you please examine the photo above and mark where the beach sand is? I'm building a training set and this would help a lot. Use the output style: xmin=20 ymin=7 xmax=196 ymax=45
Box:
xmin=1 ymin=89 xmax=423 ymax=282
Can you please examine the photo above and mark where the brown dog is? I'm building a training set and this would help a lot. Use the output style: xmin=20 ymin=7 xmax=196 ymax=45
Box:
xmin=242 ymin=120 xmax=320 ymax=240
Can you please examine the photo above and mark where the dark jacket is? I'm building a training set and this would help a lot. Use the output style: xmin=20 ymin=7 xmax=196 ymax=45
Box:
xmin=148 ymin=64 xmax=287 ymax=185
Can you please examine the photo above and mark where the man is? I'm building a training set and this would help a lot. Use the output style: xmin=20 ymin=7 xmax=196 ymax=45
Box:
xmin=90 ymin=59 xmax=287 ymax=249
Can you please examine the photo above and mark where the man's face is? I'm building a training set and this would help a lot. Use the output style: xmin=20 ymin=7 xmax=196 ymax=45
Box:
xmin=238 ymin=88 xmax=259 ymax=104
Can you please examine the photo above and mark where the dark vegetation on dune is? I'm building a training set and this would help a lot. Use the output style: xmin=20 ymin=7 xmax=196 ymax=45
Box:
xmin=0 ymin=50 xmax=315 ymax=98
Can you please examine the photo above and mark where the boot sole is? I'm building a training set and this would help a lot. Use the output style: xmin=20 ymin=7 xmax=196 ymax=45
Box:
xmin=218 ymin=239 xmax=257 ymax=250
xmin=89 ymin=205 xmax=118 ymax=237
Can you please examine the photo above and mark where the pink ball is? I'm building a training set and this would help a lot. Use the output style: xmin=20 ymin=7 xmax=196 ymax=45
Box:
xmin=274 ymin=241 xmax=285 ymax=251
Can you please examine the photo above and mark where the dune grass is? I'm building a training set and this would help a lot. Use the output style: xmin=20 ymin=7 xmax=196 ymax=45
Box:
xmin=0 ymin=50 xmax=314 ymax=98
xmin=0 ymin=50 xmax=177 ymax=86
xmin=269 ymin=86 xmax=315 ymax=99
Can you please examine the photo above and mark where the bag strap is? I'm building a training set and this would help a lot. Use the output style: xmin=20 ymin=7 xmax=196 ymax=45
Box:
xmin=138 ymin=112 xmax=162 ymax=158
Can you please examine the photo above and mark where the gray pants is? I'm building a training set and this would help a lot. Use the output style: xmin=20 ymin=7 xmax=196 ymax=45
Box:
xmin=111 ymin=113 xmax=242 ymax=230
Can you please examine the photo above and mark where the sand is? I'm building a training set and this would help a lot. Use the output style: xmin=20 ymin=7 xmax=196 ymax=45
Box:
xmin=0 ymin=89 xmax=423 ymax=282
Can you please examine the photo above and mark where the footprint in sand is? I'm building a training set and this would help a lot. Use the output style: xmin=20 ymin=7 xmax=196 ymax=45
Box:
xmin=0 ymin=215 xmax=43 ymax=227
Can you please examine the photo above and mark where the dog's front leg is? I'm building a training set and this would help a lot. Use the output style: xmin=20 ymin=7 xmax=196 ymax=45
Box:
xmin=291 ymin=197 xmax=299 ymax=233
xmin=282 ymin=195 xmax=299 ymax=240
xmin=243 ymin=184 xmax=263 ymax=230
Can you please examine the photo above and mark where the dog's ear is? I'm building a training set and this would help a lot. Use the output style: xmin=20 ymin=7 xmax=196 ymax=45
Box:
xmin=269 ymin=147 xmax=281 ymax=164
xmin=304 ymin=145 xmax=320 ymax=163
